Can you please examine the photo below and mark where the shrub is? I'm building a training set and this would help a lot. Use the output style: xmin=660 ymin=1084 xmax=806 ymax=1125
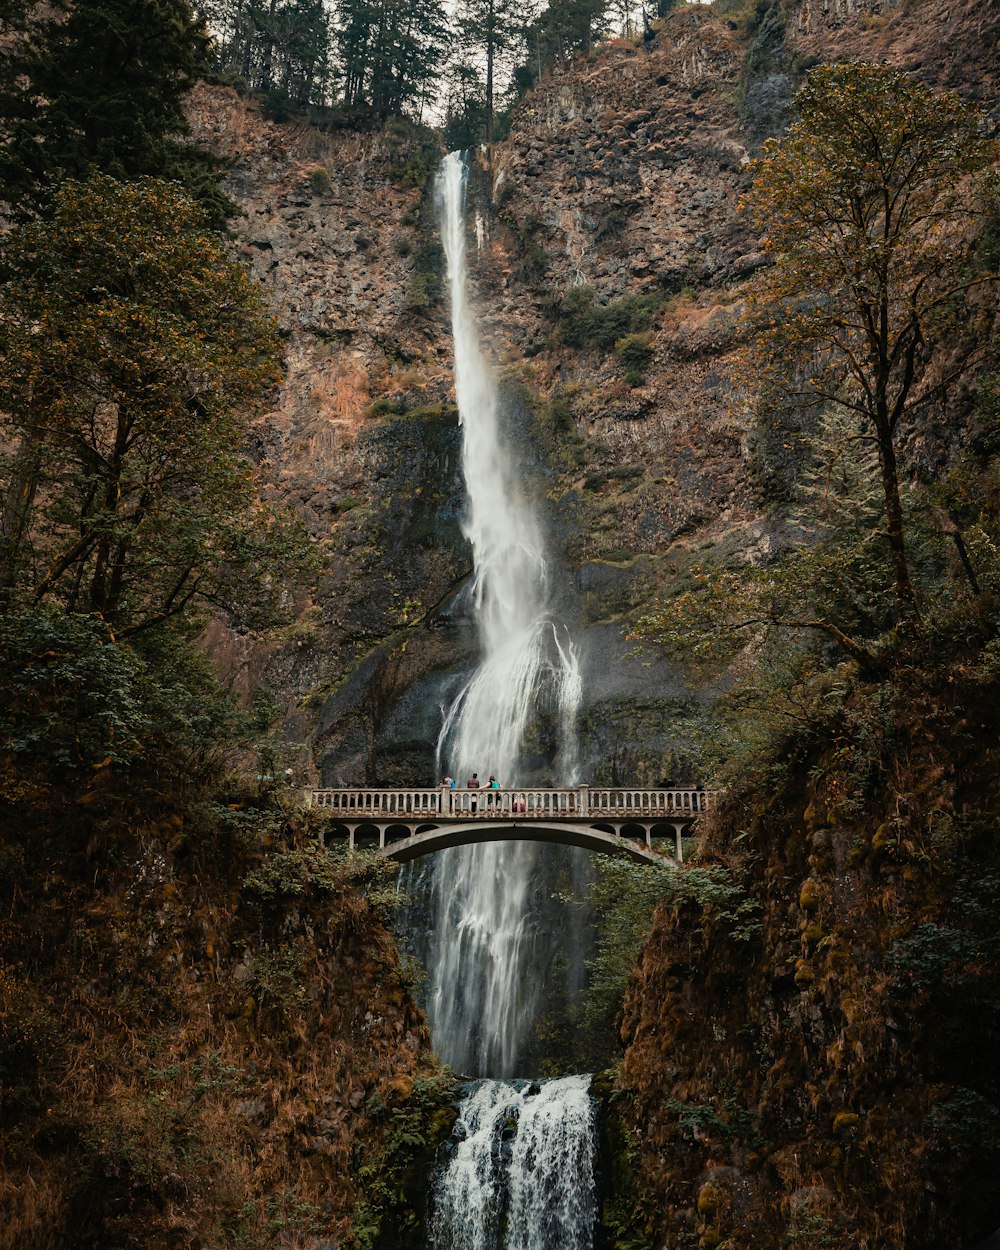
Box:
xmin=615 ymin=333 xmax=654 ymax=386
xmin=556 ymin=286 xmax=665 ymax=352
xmin=307 ymin=165 xmax=331 ymax=196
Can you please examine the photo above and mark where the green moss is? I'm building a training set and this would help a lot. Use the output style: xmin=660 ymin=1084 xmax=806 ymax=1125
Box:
xmin=351 ymin=1070 xmax=461 ymax=1250
xmin=306 ymin=165 xmax=331 ymax=196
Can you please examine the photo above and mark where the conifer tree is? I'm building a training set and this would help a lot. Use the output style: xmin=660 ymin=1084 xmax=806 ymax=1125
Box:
xmin=334 ymin=0 xmax=449 ymax=120
xmin=212 ymin=0 xmax=333 ymax=106
xmin=453 ymin=0 xmax=533 ymax=143
xmin=0 ymin=0 xmax=230 ymax=225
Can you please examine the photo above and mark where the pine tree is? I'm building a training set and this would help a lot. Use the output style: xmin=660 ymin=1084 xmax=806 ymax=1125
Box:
xmin=212 ymin=0 xmax=333 ymax=107
xmin=453 ymin=0 xmax=533 ymax=143
xmin=518 ymin=0 xmax=611 ymax=87
xmin=334 ymin=0 xmax=449 ymax=121
xmin=0 ymin=0 xmax=230 ymax=225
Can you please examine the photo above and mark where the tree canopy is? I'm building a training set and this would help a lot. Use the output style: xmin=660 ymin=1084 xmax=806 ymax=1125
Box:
xmin=0 ymin=0 xmax=231 ymax=225
xmin=740 ymin=63 xmax=999 ymax=628
xmin=0 ymin=176 xmax=296 ymax=640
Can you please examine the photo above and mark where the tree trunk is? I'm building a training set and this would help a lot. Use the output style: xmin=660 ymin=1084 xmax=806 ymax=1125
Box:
xmin=485 ymin=29 xmax=494 ymax=144
xmin=875 ymin=414 xmax=920 ymax=626
xmin=0 ymin=438 xmax=41 ymax=605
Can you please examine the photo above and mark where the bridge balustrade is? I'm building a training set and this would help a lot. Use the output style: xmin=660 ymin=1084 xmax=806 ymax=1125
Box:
xmin=307 ymin=786 xmax=711 ymax=819
xmin=586 ymin=788 xmax=708 ymax=815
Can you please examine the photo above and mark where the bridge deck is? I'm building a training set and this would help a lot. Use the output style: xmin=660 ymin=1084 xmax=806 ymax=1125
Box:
xmin=306 ymin=787 xmax=711 ymax=864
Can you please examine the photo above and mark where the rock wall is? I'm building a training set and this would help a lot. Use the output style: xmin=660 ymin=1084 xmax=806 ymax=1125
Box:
xmin=189 ymin=0 xmax=998 ymax=787
xmin=615 ymin=659 xmax=1000 ymax=1250
xmin=0 ymin=792 xmax=449 ymax=1249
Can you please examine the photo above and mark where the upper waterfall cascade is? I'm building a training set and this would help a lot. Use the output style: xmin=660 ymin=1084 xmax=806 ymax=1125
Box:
xmin=420 ymin=151 xmax=584 ymax=1080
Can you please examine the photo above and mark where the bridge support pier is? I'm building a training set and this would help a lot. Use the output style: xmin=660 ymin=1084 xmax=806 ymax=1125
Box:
xmin=670 ymin=822 xmax=686 ymax=862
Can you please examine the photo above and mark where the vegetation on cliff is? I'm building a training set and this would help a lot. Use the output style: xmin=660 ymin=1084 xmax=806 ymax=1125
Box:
xmin=616 ymin=649 xmax=1000 ymax=1250
xmin=634 ymin=63 xmax=999 ymax=672
xmin=0 ymin=772 xmax=442 ymax=1248
xmin=616 ymin=63 xmax=1000 ymax=1250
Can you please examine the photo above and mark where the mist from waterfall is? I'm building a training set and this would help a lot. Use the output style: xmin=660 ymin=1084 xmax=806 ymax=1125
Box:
xmin=423 ymin=151 xmax=583 ymax=1077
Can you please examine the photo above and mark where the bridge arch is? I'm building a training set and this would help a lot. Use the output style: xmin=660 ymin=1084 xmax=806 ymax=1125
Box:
xmin=375 ymin=820 xmax=674 ymax=866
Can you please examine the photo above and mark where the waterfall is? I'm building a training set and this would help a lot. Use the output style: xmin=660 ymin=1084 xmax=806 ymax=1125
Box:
xmin=428 ymin=1076 xmax=597 ymax=1250
xmin=422 ymin=151 xmax=583 ymax=1077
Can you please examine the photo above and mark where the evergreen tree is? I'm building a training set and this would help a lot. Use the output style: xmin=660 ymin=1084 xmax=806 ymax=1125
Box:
xmin=518 ymin=0 xmax=610 ymax=88
xmin=453 ymin=0 xmax=533 ymax=143
xmin=333 ymin=0 xmax=449 ymax=121
xmin=212 ymin=0 xmax=333 ymax=107
xmin=0 ymin=0 xmax=230 ymax=226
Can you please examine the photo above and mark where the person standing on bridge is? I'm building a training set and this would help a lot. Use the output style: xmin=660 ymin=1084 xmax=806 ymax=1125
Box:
xmin=466 ymin=771 xmax=480 ymax=812
xmin=486 ymin=775 xmax=501 ymax=807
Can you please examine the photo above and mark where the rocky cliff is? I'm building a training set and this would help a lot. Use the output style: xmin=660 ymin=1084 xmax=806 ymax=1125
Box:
xmin=189 ymin=0 xmax=999 ymax=791
xmin=0 ymin=785 xmax=449 ymax=1249
xmin=615 ymin=653 xmax=1000 ymax=1250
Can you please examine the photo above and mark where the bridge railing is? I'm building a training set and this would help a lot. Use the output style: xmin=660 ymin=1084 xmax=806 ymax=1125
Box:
xmin=306 ymin=786 xmax=711 ymax=820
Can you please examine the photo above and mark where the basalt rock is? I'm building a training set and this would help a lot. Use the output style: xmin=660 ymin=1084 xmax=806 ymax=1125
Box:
xmin=188 ymin=1 xmax=998 ymax=786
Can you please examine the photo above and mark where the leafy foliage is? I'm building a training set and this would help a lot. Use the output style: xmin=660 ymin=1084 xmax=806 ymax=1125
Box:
xmin=579 ymin=859 xmax=761 ymax=1037
xmin=352 ymin=1071 xmax=460 ymax=1250
xmin=243 ymin=844 xmax=400 ymax=915
xmin=634 ymin=68 xmax=1000 ymax=716
xmin=556 ymin=285 xmax=665 ymax=352
xmin=741 ymin=63 xmax=999 ymax=624
xmin=0 ymin=176 xmax=305 ymax=639
xmin=614 ymin=333 xmax=654 ymax=386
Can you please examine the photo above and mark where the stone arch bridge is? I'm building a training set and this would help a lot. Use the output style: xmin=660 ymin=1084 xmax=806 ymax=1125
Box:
xmin=305 ymin=786 xmax=712 ymax=866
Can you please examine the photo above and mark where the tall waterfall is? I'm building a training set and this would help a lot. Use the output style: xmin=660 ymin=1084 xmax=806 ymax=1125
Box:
xmin=428 ymin=1076 xmax=597 ymax=1250
xmin=423 ymin=152 xmax=583 ymax=1077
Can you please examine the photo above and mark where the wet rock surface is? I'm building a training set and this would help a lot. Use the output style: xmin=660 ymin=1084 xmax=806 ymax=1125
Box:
xmin=189 ymin=0 xmax=999 ymax=785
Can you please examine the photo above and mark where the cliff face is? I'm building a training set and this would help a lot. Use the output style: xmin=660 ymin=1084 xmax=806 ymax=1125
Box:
xmin=189 ymin=0 xmax=999 ymax=790
xmin=616 ymin=657 xmax=1000 ymax=1250
xmin=0 ymin=789 xmax=446 ymax=1250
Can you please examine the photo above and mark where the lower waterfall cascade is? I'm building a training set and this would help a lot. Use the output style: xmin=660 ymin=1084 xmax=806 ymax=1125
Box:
xmin=428 ymin=1077 xmax=598 ymax=1250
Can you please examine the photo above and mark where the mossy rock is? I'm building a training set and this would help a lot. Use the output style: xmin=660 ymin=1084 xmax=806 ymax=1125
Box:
xmin=802 ymin=920 xmax=823 ymax=945
xmin=799 ymin=879 xmax=821 ymax=912
xmin=794 ymin=959 xmax=815 ymax=988
xmin=871 ymin=823 xmax=894 ymax=851
xmin=697 ymin=1182 xmax=721 ymax=1216
xmin=832 ymin=1111 xmax=861 ymax=1134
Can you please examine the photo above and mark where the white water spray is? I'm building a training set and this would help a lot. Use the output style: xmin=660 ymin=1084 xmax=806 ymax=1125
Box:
xmin=425 ymin=152 xmax=582 ymax=1077
xmin=429 ymin=1076 xmax=597 ymax=1250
